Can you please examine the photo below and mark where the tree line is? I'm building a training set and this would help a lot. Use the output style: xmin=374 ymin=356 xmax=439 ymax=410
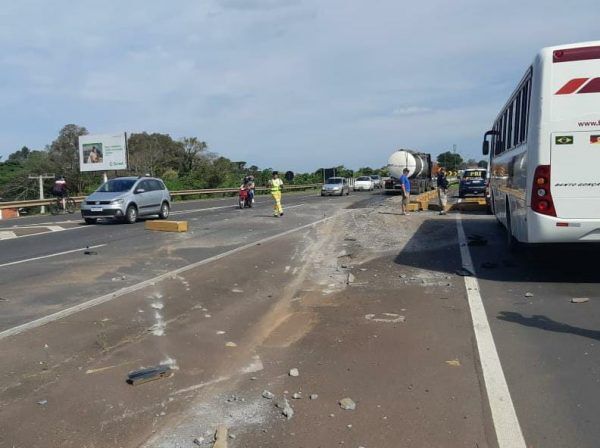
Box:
xmin=0 ymin=124 xmax=387 ymax=201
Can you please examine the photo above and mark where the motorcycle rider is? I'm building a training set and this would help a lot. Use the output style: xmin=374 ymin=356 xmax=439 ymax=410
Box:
xmin=240 ymin=175 xmax=256 ymax=204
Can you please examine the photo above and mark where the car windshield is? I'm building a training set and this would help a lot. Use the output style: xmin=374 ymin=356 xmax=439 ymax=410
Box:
xmin=463 ymin=170 xmax=486 ymax=179
xmin=326 ymin=178 xmax=343 ymax=184
xmin=357 ymin=177 xmax=371 ymax=181
xmin=371 ymin=175 xmax=380 ymax=179
xmin=97 ymin=179 xmax=136 ymax=193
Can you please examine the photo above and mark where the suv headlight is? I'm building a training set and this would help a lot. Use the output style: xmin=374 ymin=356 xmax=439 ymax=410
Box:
xmin=111 ymin=198 xmax=124 ymax=205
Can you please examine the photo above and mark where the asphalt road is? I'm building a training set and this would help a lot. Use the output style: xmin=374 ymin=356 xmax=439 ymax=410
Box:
xmin=0 ymin=191 xmax=381 ymax=332
xmin=460 ymin=212 xmax=600 ymax=448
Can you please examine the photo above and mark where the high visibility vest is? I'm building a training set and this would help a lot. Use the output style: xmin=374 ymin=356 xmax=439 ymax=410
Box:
xmin=270 ymin=178 xmax=283 ymax=193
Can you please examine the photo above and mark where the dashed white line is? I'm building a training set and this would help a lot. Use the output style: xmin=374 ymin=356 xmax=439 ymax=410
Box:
xmin=0 ymin=244 xmax=107 ymax=269
xmin=456 ymin=215 xmax=526 ymax=448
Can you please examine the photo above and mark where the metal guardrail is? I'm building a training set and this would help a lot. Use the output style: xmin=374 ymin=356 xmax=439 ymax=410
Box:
xmin=0 ymin=184 xmax=321 ymax=210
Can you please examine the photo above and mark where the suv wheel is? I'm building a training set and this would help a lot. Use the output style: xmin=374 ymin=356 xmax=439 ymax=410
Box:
xmin=84 ymin=218 xmax=97 ymax=225
xmin=159 ymin=202 xmax=170 ymax=219
xmin=125 ymin=205 xmax=138 ymax=224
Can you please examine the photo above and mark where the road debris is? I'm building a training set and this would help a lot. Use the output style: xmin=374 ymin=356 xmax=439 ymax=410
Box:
xmin=309 ymin=394 xmax=319 ymax=400
xmin=365 ymin=313 xmax=405 ymax=323
xmin=225 ymin=342 xmax=238 ymax=347
xmin=213 ymin=425 xmax=228 ymax=448
xmin=193 ymin=436 xmax=204 ymax=446
xmin=126 ymin=365 xmax=173 ymax=386
xmin=276 ymin=398 xmax=294 ymax=420
xmin=292 ymin=392 xmax=302 ymax=399
xmin=339 ymin=397 xmax=356 ymax=410
xmin=289 ymin=368 xmax=299 ymax=377
xmin=346 ymin=273 xmax=356 ymax=284
xmin=525 ymin=292 xmax=534 ymax=298
xmin=571 ymin=297 xmax=589 ymax=304
xmin=262 ymin=390 xmax=275 ymax=399
xmin=36 ymin=399 xmax=48 ymax=406
xmin=445 ymin=359 xmax=461 ymax=367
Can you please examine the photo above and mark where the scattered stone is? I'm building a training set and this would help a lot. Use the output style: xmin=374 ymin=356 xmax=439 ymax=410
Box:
xmin=193 ymin=436 xmax=204 ymax=446
xmin=276 ymin=398 xmax=294 ymax=420
xmin=216 ymin=330 xmax=226 ymax=335
xmin=400 ymin=273 xmax=407 ymax=278
xmin=347 ymin=273 xmax=356 ymax=284
xmin=445 ymin=359 xmax=461 ymax=367
xmin=229 ymin=434 xmax=236 ymax=439
xmin=524 ymin=292 xmax=534 ymax=298
xmin=359 ymin=268 xmax=368 ymax=272
xmin=309 ymin=394 xmax=319 ymax=400
xmin=344 ymin=237 xmax=357 ymax=241
xmin=250 ymin=376 xmax=257 ymax=381
xmin=571 ymin=297 xmax=589 ymax=304
xmin=225 ymin=342 xmax=237 ymax=347
xmin=289 ymin=368 xmax=299 ymax=377
xmin=339 ymin=397 xmax=356 ymax=410
xmin=292 ymin=392 xmax=302 ymax=399
xmin=347 ymin=424 xmax=353 ymax=429
xmin=36 ymin=399 xmax=48 ymax=406
xmin=262 ymin=390 xmax=275 ymax=399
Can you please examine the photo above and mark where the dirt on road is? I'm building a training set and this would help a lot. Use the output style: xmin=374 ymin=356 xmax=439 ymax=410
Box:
xmin=0 ymin=196 xmax=494 ymax=448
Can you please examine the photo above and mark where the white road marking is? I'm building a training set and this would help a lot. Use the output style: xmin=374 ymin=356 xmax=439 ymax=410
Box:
xmin=0 ymin=214 xmax=339 ymax=341
xmin=0 ymin=225 xmax=90 ymax=242
xmin=0 ymin=244 xmax=107 ymax=269
xmin=0 ymin=231 xmax=17 ymax=240
xmin=456 ymin=216 xmax=526 ymax=448
xmin=170 ymin=200 xmax=306 ymax=216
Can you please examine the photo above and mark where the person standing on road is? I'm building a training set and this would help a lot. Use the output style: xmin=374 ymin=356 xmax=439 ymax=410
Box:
xmin=437 ymin=167 xmax=450 ymax=215
xmin=268 ymin=171 xmax=284 ymax=217
xmin=399 ymin=168 xmax=411 ymax=215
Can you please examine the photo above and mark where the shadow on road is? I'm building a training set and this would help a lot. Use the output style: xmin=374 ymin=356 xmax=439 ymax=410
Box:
xmin=394 ymin=216 xmax=600 ymax=284
xmin=497 ymin=311 xmax=600 ymax=341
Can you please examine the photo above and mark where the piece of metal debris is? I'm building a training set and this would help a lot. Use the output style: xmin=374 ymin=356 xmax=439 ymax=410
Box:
xmin=126 ymin=365 xmax=173 ymax=386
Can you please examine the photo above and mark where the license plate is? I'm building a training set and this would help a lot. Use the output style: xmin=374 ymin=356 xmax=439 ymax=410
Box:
xmin=91 ymin=207 xmax=103 ymax=212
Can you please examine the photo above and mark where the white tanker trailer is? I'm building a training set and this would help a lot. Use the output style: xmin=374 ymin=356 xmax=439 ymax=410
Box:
xmin=384 ymin=149 xmax=433 ymax=194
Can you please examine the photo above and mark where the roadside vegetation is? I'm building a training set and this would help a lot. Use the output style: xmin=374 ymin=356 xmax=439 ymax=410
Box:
xmin=0 ymin=124 xmax=387 ymax=201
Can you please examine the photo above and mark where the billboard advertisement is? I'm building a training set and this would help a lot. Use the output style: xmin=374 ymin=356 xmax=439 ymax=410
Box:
xmin=78 ymin=133 xmax=127 ymax=172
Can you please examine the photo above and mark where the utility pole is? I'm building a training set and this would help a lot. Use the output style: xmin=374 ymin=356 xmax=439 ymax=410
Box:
xmin=452 ymin=144 xmax=457 ymax=171
xmin=29 ymin=174 xmax=54 ymax=214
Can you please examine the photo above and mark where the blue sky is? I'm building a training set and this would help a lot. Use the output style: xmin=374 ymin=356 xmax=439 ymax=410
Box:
xmin=0 ymin=0 xmax=597 ymax=171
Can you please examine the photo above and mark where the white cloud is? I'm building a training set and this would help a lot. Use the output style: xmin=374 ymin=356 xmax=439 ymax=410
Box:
xmin=0 ymin=0 xmax=598 ymax=168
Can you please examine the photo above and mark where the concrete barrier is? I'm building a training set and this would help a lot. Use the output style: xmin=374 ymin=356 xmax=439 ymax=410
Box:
xmin=145 ymin=220 xmax=188 ymax=232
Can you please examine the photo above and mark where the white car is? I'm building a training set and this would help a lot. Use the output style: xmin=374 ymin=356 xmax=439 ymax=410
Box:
xmin=353 ymin=176 xmax=374 ymax=191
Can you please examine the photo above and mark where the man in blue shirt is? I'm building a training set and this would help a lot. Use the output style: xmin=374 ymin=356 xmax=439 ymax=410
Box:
xmin=399 ymin=168 xmax=411 ymax=215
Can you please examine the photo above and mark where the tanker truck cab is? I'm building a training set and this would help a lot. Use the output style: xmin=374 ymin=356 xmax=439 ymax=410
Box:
xmin=483 ymin=41 xmax=600 ymax=244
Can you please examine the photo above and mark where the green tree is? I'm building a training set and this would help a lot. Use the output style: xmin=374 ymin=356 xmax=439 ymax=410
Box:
xmin=436 ymin=151 xmax=463 ymax=171
xmin=478 ymin=160 xmax=488 ymax=168
xmin=178 ymin=137 xmax=208 ymax=175
xmin=128 ymin=132 xmax=183 ymax=176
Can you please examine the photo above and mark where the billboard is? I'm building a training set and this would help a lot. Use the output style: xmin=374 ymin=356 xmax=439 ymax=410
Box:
xmin=78 ymin=133 xmax=127 ymax=172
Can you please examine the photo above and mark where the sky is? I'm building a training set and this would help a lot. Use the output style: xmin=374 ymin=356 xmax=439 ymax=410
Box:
xmin=0 ymin=0 xmax=597 ymax=171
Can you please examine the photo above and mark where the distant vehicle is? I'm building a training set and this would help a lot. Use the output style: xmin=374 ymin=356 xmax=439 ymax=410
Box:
xmin=384 ymin=149 xmax=433 ymax=194
xmin=353 ymin=176 xmax=374 ymax=191
xmin=369 ymin=175 xmax=383 ymax=189
xmin=482 ymin=40 xmax=600 ymax=245
xmin=458 ymin=169 xmax=487 ymax=198
xmin=80 ymin=176 xmax=171 ymax=224
xmin=321 ymin=177 xmax=350 ymax=196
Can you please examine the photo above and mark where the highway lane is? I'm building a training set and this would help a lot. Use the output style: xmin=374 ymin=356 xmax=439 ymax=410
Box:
xmin=0 ymin=191 xmax=380 ymax=332
xmin=461 ymin=213 xmax=600 ymax=448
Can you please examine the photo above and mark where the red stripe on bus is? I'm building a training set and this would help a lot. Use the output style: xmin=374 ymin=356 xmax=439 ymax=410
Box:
xmin=555 ymin=78 xmax=589 ymax=95
xmin=577 ymin=77 xmax=600 ymax=94
xmin=553 ymin=46 xmax=600 ymax=63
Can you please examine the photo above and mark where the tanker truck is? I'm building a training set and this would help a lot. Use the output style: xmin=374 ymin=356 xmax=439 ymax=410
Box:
xmin=384 ymin=149 xmax=433 ymax=194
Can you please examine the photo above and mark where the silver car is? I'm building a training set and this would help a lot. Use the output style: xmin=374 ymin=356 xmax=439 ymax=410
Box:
xmin=321 ymin=177 xmax=350 ymax=196
xmin=80 ymin=176 xmax=171 ymax=224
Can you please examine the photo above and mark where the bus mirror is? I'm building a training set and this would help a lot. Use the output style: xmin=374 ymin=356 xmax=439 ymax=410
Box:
xmin=482 ymin=140 xmax=489 ymax=155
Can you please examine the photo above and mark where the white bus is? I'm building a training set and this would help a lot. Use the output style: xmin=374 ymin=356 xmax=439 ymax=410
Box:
xmin=482 ymin=41 xmax=600 ymax=246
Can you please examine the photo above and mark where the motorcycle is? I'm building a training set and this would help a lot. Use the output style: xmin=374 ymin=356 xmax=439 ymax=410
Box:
xmin=238 ymin=188 xmax=253 ymax=209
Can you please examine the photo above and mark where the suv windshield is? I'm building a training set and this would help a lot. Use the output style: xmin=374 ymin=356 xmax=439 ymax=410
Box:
xmin=97 ymin=179 xmax=136 ymax=193
xmin=357 ymin=176 xmax=371 ymax=181
xmin=326 ymin=178 xmax=343 ymax=184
